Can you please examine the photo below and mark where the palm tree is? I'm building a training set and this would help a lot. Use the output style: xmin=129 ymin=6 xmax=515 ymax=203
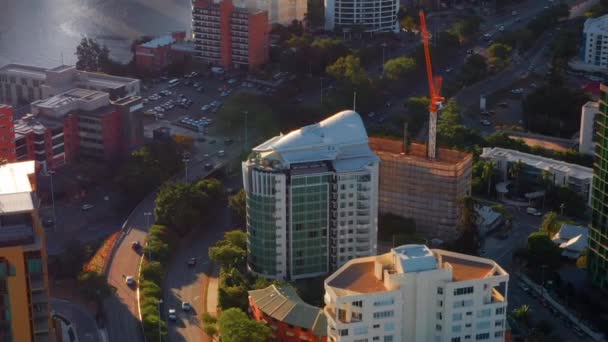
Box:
xmin=482 ymin=161 xmax=496 ymax=196
xmin=512 ymin=304 xmax=531 ymax=326
xmin=539 ymin=169 xmax=553 ymax=190
xmin=509 ymin=160 xmax=525 ymax=195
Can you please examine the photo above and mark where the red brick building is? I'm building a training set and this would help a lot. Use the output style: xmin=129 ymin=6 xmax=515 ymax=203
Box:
xmin=192 ymin=0 xmax=269 ymax=70
xmin=8 ymin=89 xmax=143 ymax=172
xmin=135 ymin=32 xmax=195 ymax=74
xmin=0 ymin=104 xmax=16 ymax=161
xmin=249 ymin=285 xmax=327 ymax=342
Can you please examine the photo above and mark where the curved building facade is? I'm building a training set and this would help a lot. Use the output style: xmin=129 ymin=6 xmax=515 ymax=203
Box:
xmin=242 ymin=110 xmax=379 ymax=280
xmin=324 ymin=0 xmax=399 ymax=33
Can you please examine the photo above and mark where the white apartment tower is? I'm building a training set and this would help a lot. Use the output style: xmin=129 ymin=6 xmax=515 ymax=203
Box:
xmin=583 ymin=14 xmax=608 ymax=69
xmin=324 ymin=0 xmax=399 ymax=33
xmin=324 ymin=245 xmax=509 ymax=342
xmin=242 ymin=110 xmax=379 ymax=280
xmin=579 ymin=101 xmax=599 ymax=155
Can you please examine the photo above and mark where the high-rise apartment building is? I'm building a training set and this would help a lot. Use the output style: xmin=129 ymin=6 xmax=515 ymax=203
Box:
xmin=242 ymin=110 xmax=379 ymax=280
xmin=0 ymin=104 xmax=16 ymax=162
xmin=324 ymin=0 xmax=399 ymax=33
xmin=192 ymin=0 xmax=269 ymax=70
xmin=582 ymin=15 xmax=608 ymax=70
xmin=588 ymin=84 xmax=608 ymax=289
xmin=580 ymin=101 xmax=599 ymax=155
xmin=369 ymin=138 xmax=473 ymax=240
xmin=0 ymin=161 xmax=53 ymax=342
xmin=324 ymin=244 xmax=509 ymax=342
xmin=0 ymin=64 xmax=140 ymax=107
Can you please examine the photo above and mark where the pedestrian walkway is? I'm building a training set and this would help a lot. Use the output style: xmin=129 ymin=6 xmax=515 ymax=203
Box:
xmin=205 ymin=264 xmax=220 ymax=316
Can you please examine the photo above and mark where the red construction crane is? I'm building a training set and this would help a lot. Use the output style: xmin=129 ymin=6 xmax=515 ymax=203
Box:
xmin=419 ymin=10 xmax=444 ymax=159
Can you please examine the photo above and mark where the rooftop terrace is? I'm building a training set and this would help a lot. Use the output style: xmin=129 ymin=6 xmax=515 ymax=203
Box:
xmin=369 ymin=137 xmax=472 ymax=165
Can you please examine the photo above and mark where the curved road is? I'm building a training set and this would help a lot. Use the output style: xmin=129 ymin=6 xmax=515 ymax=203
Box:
xmin=104 ymin=137 xmax=242 ymax=342
xmin=51 ymin=298 xmax=101 ymax=342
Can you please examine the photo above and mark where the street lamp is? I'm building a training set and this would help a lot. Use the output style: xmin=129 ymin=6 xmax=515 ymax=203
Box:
xmin=47 ymin=169 xmax=56 ymax=230
xmin=158 ymin=299 xmax=163 ymax=342
xmin=381 ymin=42 xmax=388 ymax=75
xmin=182 ymin=152 xmax=191 ymax=182
xmin=242 ymin=110 xmax=249 ymax=151
xmin=144 ymin=212 xmax=153 ymax=228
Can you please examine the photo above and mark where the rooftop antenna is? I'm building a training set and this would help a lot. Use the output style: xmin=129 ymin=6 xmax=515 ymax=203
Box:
xmin=61 ymin=51 xmax=64 ymax=65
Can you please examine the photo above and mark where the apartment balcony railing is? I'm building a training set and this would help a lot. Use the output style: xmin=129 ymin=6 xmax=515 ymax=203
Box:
xmin=0 ymin=224 xmax=34 ymax=247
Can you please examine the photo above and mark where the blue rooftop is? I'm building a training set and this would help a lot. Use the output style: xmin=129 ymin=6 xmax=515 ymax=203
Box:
xmin=141 ymin=35 xmax=176 ymax=48
xmin=392 ymin=244 xmax=438 ymax=273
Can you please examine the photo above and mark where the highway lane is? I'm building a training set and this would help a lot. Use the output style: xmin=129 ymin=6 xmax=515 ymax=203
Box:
xmin=164 ymin=172 xmax=241 ymax=342
xmin=103 ymin=135 xmax=243 ymax=342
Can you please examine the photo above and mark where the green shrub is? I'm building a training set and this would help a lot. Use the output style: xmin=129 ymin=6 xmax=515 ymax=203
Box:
xmin=141 ymin=261 xmax=164 ymax=284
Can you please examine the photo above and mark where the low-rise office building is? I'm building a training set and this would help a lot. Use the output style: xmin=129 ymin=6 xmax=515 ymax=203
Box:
xmin=480 ymin=147 xmax=594 ymax=206
xmin=324 ymin=244 xmax=509 ymax=342
xmin=0 ymin=64 xmax=140 ymax=106
xmin=249 ymin=285 xmax=327 ymax=342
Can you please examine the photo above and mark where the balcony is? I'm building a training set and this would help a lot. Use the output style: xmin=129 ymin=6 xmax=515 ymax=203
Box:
xmin=29 ymin=274 xmax=46 ymax=291
xmin=0 ymin=224 xmax=34 ymax=247
xmin=33 ymin=316 xmax=49 ymax=334
xmin=30 ymin=290 xmax=48 ymax=305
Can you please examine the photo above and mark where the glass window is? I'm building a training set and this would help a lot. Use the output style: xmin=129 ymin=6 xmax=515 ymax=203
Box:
xmin=27 ymin=258 xmax=42 ymax=275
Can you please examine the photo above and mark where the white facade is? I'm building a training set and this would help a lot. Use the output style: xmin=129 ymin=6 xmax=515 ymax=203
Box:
xmin=324 ymin=245 xmax=509 ymax=342
xmin=583 ymin=15 xmax=608 ymax=69
xmin=579 ymin=101 xmax=599 ymax=155
xmin=243 ymin=110 xmax=380 ymax=280
xmin=480 ymin=147 xmax=594 ymax=206
xmin=0 ymin=64 xmax=140 ymax=106
xmin=324 ymin=0 xmax=399 ymax=33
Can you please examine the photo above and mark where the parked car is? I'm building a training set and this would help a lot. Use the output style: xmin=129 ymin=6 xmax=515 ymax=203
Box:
xmin=81 ymin=204 xmax=94 ymax=211
xmin=526 ymin=207 xmax=542 ymax=216
xmin=125 ymin=276 xmax=135 ymax=286
xmin=187 ymin=257 xmax=196 ymax=267
xmin=131 ymin=241 xmax=141 ymax=250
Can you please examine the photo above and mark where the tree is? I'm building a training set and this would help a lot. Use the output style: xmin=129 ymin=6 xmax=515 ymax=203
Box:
xmin=540 ymin=212 xmax=559 ymax=235
xmin=508 ymin=160 xmax=525 ymax=195
xmin=209 ymin=244 xmax=246 ymax=268
xmin=59 ymin=239 xmax=87 ymax=278
xmin=401 ymin=15 xmax=417 ymax=32
xmin=223 ymin=230 xmax=247 ymax=250
xmin=460 ymin=54 xmax=487 ymax=85
xmin=75 ymin=37 xmax=111 ymax=72
xmin=141 ymin=261 xmax=164 ymax=284
xmin=229 ymin=189 xmax=247 ymax=222
xmin=452 ymin=16 xmax=482 ymax=43
xmin=527 ymin=232 xmax=562 ymax=268
xmin=311 ymin=38 xmax=348 ymax=70
xmin=218 ymin=308 xmax=272 ymax=342
xmin=512 ymin=304 xmax=531 ymax=326
xmin=383 ymin=57 xmax=416 ymax=81
xmin=454 ymin=196 xmax=480 ymax=254
xmin=436 ymin=99 xmax=483 ymax=150
xmin=487 ymin=43 xmax=512 ymax=70
xmin=78 ymin=270 xmax=112 ymax=302
xmin=326 ymin=55 xmax=369 ymax=86
xmin=481 ymin=161 xmax=496 ymax=195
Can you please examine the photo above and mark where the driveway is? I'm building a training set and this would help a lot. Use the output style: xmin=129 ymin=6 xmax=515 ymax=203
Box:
xmin=51 ymin=298 xmax=101 ymax=342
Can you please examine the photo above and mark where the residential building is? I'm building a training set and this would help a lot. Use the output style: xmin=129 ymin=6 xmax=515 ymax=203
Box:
xmin=580 ymin=101 xmax=599 ymax=155
xmin=552 ymin=224 xmax=588 ymax=259
xmin=582 ymin=14 xmax=608 ymax=70
xmin=14 ymin=114 xmax=72 ymax=171
xmin=192 ymin=0 xmax=269 ymax=70
xmin=0 ymin=64 xmax=140 ymax=106
xmin=244 ymin=0 xmax=307 ymax=25
xmin=0 ymin=161 xmax=53 ymax=342
xmin=588 ymin=84 xmax=608 ymax=289
xmin=324 ymin=244 xmax=509 ymax=342
xmin=324 ymin=0 xmax=399 ymax=33
xmin=242 ymin=110 xmax=379 ymax=280
xmin=249 ymin=285 xmax=327 ymax=341
xmin=135 ymin=32 xmax=186 ymax=73
xmin=369 ymin=137 xmax=473 ymax=240
xmin=480 ymin=147 xmax=594 ymax=206
xmin=0 ymin=104 xmax=16 ymax=161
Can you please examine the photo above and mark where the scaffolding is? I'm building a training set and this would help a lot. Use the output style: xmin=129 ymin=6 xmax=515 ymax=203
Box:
xmin=369 ymin=137 xmax=473 ymax=240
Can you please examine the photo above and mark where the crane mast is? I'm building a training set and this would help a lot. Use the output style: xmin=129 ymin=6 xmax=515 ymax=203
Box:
xmin=419 ymin=10 xmax=444 ymax=159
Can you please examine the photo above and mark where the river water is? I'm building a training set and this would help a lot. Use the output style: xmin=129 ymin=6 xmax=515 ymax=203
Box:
xmin=0 ymin=0 xmax=192 ymax=68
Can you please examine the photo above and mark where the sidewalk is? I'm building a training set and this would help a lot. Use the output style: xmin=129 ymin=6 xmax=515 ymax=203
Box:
xmin=202 ymin=264 xmax=220 ymax=342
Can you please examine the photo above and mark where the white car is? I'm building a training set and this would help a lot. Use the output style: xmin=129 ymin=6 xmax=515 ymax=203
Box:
xmin=81 ymin=204 xmax=94 ymax=211
xmin=218 ymin=150 xmax=225 ymax=157
xmin=182 ymin=302 xmax=191 ymax=311
xmin=168 ymin=309 xmax=177 ymax=321
xmin=125 ymin=276 xmax=135 ymax=285
xmin=480 ymin=119 xmax=492 ymax=126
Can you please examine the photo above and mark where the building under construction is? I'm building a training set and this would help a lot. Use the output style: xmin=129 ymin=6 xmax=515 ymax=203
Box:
xmin=369 ymin=137 xmax=473 ymax=240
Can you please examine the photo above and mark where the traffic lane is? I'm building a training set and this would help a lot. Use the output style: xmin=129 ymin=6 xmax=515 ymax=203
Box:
xmin=51 ymin=298 xmax=101 ymax=342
